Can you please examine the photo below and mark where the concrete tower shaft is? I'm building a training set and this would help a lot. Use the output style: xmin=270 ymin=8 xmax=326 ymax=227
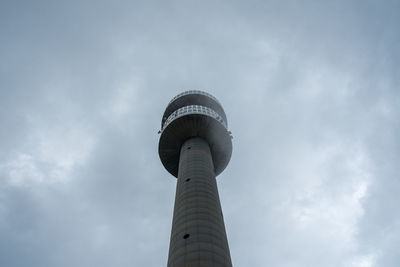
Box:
xmin=169 ymin=138 xmax=232 ymax=266
xmin=159 ymin=90 xmax=233 ymax=267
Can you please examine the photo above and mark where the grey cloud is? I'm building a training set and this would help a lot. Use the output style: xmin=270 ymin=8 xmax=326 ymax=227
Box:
xmin=1 ymin=0 xmax=399 ymax=266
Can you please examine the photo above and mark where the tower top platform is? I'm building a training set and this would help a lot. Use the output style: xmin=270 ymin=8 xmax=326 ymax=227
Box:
xmin=161 ymin=90 xmax=227 ymax=129
xmin=158 ymin=90 xmax=232 ymax=177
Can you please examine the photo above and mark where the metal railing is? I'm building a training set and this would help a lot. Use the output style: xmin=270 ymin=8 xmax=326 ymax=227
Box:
xmin=162 ymin=105 xmax=227 ymax=132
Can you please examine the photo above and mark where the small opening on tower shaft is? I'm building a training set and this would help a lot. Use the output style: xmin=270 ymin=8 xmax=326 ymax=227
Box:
xmin=183 ymin=234 xmax=190 ymax=239
xmin=187 ymin=146 xmax=191 ymax=150
xmin=186 ymin=178 xmax=191 ymax=182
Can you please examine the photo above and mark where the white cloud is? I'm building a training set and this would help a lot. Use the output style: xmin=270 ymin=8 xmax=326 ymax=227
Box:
xmin=348 ymin=253 xmax=378 ymax=267
xmin=1 ymin=126 xmax=95 ymax=186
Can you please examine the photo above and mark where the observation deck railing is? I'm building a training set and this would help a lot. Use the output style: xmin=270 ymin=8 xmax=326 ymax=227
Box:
xmin=161 ymin=105 xmax=227 ymax=132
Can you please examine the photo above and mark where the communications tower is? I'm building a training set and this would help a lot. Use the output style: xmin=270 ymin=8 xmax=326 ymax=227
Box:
xmin=158 ymin=90 xmax=233 ymax=267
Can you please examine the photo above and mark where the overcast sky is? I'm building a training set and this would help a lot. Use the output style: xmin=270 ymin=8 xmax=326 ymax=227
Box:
xmin=1 ymin=0 xmax=399 ymax=266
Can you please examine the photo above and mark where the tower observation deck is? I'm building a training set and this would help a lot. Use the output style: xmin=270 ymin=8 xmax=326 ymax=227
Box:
xmin=159 ymin=90 xmax=233 ymax=267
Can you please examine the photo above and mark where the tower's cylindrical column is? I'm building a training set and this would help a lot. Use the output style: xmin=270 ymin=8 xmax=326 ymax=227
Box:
xmin=167 ymin=137 xmax=232 ymax=267
xmin=159 ymin=91 xmax=233 ymax=266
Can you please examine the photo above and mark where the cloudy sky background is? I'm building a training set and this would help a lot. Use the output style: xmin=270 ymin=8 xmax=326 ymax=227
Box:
xmin=1 ymin=0 xmax=399 ymax=266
